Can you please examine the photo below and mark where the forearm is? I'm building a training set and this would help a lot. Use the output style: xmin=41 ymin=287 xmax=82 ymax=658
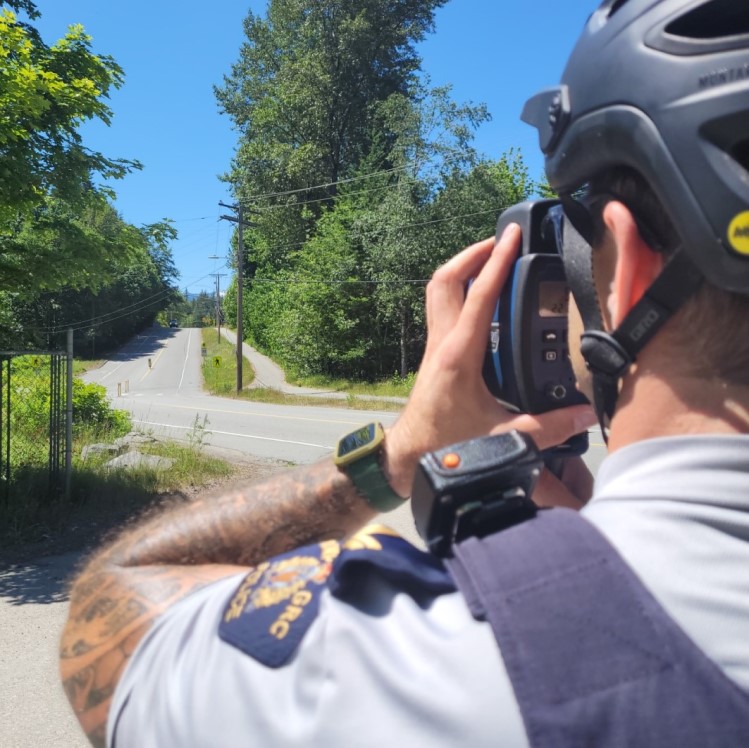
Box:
xmin=61 ymin=458 xmax=376 ymax=747
xmin=90 ymin=458 xmax=376 ymax=571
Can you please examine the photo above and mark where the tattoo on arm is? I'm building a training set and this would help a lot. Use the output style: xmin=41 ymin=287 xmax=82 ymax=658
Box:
xmin=61 ymin=458 xmax=377 ymax=744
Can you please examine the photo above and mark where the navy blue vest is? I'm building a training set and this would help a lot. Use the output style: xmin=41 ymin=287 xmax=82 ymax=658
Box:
xmin=447 ymin=508 xmax=749 ymax=747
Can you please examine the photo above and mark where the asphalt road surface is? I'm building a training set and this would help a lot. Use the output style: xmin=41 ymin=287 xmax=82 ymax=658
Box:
xmin=82 ymin=326 xmax=403 ymax=464
xmin=0 ymin=327 xmax=608 ymax=747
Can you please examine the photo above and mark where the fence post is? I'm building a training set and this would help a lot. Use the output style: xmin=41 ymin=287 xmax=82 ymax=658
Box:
xmin=65 ymin=329 xmax=73 ymax=499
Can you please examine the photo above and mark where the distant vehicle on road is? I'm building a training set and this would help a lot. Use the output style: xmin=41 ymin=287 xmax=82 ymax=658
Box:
xmin=169 ymin=319 xmax=179 ymax=328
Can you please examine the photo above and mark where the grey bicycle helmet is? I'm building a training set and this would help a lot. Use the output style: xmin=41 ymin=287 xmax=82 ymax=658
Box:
xmin=524 ymin=0 xmax=749 ymax=292
xmin=521 ymin=0 xmax=749 ymax=433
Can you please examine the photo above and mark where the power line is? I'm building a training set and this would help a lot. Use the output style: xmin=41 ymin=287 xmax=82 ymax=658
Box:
xmin=246 ymin=176 xmax=426 ymax=213
xmin=236 ymin=146 xmax=477 ymax=205
xmin=251 ymin=278 xmax=430 ymax=286
xmin=228 ymin=203 xmax=506 ymax=259
xmin=34 ymin=193 xmax=508 ymax=335
xmin=239 ymin=163 xmax=415 ymax=203
xmin=35 ymin=266 xmax=228 ymax=334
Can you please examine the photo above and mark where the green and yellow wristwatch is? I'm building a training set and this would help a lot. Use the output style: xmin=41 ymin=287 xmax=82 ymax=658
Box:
xmin=334 ymin=422 xmax=405 ymax=512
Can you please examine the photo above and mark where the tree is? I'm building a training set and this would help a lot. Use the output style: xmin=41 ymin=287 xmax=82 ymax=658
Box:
xmin=215 ymin=0 xmax=448 ymax=271
xmin=3 ymin=209 xmax=180 ymax=354
xmin=0 ymin=6 xmax=139 ymax=227
xmin=0 ymin=193 xmax=144 ymax=294
xmin=425 ymin=150 xmax=533 ymax=260
xmin=267 ymin=198 xmax=374 ymax=378
xmin=216 ymin=1 xmax=535 ymax=382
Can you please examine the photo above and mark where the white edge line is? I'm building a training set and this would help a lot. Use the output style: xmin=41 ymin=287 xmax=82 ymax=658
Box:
xmin=178 ymin=329 xmax=192 ymax=391
xmin=132 ymin=419 xmax=330 ymax=450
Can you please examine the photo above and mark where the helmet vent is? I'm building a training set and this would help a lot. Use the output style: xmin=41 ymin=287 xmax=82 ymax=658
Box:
xmin=606 ymin=0 xmax=630 ymax=19
xmin=731 ymin=139 xmax=749 ymax=174
xmin=666 ymin=0 xmax=749 ymax=40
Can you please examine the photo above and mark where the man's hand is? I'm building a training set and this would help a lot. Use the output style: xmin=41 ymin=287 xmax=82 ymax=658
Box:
xmin=384 ymin=225 xmax=597 ymax=500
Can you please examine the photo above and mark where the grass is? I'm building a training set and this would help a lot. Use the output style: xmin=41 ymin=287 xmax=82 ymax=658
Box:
xmin=72 ymin=358 xmax=105 ymax=376
xmin=285 ymin=372 xmax=416 ymax=399
xmin=73 ymin=419 xmax=232 ymax=493
xmin=234 ymin=387 xmax=406 ymax=412
xmin=202 ymin=328 xmax=413 ymax=412
xmin=0 ymin=418 xmax=234 ymax=554
xmin=201 ymin=328 xmax=255 ymax=394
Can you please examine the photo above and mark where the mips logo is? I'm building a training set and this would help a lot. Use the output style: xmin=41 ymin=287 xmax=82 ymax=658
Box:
xmin=728 ymin=212 xmax=749 ymax=256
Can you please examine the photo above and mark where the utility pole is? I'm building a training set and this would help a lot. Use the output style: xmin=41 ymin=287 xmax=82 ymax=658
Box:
xmin=209 ymin=268 xmax=226 ymax=345
xmin=220 ymin=201 xmax=258 ymax=392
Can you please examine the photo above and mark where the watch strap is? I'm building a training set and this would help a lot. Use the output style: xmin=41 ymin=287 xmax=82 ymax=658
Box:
xmin=346 ymin=451 xmax=405 ymax=513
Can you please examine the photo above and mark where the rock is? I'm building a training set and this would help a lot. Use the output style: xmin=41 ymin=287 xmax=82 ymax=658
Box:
xmin=104 ymin=451 xmax=176 ymax=471
xmin=113 ymin=432 xmax=158 ymax=450
xmin=81 ymin=443 xmax=124 ymax=461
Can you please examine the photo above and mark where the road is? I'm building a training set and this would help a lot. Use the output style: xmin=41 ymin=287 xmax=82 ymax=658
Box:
xmin=81 ymin=326 xmax=402 ymax=464
xmin=0 ymin=327 xmax=608 ymax=747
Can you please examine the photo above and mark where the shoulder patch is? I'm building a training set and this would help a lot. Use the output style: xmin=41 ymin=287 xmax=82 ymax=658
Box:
xmin=329 ymin=525 xmax=455 ymax=601
xmin=218 ymin=539 xmax=341 ymax=668
xmin=218 ymin=526 xmax=455 ymax=668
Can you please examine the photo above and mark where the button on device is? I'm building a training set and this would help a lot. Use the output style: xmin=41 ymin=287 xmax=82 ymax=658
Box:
xmin=542 ymin=330 xmax=559 ymax=343
xmin=543 ymin=350 xmax=558 ymax=363
xmin=442 ymin=453 xmax=462 ymax=469
xmin=547 ymin=384 xmax=567 ymax=401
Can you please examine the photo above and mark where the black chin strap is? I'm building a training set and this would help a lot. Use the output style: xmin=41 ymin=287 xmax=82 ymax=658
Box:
xmin=562 ymin=218 xmax=703 ymax=441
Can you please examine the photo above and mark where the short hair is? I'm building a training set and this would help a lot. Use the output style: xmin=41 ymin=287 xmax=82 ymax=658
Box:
xmin=587 ymin=167 xmax=749 ymax=386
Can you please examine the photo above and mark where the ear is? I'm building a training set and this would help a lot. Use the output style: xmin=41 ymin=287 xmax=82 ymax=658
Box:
xmin=602 ymin=201 xmax=665 ymax=329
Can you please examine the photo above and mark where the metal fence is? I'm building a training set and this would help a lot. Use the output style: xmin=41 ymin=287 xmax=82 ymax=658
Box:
xmin=0 ymin=348 xmax=72 ymax=504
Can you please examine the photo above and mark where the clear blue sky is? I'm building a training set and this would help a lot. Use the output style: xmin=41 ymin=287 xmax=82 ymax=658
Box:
xmin=32 ymin=1 xmax=598 ymax=294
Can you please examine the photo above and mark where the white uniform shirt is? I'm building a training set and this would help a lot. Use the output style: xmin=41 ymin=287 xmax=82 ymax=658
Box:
xmin=108 ymin=435 xmax=749 ymax=747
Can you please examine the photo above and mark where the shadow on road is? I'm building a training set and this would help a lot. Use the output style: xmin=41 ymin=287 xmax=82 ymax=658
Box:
xmin=0 ymin=552 xmax=82 ymax=606
xmin=98 ymin=327 xmax=179 ymax=364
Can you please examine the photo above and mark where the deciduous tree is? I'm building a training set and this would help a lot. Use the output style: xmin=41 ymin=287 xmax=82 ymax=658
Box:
xmin=0 ymin=6 xmax=138 ymax=227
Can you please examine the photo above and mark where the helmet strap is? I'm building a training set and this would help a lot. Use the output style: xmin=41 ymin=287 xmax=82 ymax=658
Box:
xmin=561 ymin=217 xmax=703 ymax=441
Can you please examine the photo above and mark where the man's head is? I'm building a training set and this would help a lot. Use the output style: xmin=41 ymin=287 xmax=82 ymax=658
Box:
xmin=584 ymin=169 xmax=749 ymax=387
xmin=522 ymin=0 xmax=749 ymax=430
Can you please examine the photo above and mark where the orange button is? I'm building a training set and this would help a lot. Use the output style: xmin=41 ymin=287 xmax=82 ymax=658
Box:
xmin=442 ymin=453 xmax=461 ymax=469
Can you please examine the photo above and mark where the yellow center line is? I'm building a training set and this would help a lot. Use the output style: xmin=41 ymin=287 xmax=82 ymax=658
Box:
xmin=138 ymin=347 xmax=166 ymax=383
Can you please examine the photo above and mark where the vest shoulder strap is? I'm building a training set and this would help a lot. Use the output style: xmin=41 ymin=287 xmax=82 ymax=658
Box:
xmin=446 ymin=508 xmax=749 ymax=748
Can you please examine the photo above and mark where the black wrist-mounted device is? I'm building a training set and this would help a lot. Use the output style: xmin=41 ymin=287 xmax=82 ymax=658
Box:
xmin=411 ymin=431 xmax=543 ymax=558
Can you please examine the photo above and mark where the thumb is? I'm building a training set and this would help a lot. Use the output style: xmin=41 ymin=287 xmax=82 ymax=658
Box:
xmin=508 ymin=405 xmax=598 ymax=452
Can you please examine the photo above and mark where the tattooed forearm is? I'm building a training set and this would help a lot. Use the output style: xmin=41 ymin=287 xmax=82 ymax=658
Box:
xmin=79 ymin=597 xmax=117 ymax=623
xmin=61 ymin=568 xmax=232 ymax=744
xmin=96 ymin=459 xmax=374 ymax=571
xmin=61 ymin=456 xmax=375 ymax=745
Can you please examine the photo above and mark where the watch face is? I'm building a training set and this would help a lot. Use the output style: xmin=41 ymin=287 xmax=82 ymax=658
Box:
xmin=337 ymin=424 xmax=376 ymax=459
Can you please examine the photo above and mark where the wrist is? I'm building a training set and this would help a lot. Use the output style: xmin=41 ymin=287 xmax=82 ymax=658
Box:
xmin=382 ymin=424 xmax=419 ymax=499
xmin=334 ymin=422 xmax=407 ymax=512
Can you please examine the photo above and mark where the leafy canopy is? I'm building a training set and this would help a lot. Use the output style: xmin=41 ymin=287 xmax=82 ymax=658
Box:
xmin=0 ymin=6 xmax=139 ymax=225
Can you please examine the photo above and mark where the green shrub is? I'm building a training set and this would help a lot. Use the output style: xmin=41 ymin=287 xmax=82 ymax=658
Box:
xmin=6 ymin=360 xmax=131 ymax=464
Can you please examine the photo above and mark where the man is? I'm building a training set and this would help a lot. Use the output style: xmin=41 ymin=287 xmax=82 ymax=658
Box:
xmin=61 ymin=0 xmax=749 ymax=745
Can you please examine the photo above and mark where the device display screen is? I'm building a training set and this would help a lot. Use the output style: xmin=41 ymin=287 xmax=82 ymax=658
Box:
xmin=338 ymin=424 xmax=374 ymax=457
xmin=538 ymin=281 xmax=568 ymax=318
